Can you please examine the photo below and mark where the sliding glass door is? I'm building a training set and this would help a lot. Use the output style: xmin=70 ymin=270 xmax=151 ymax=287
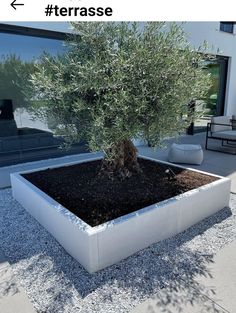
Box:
xmin=193 ymin=56 xmax=228 ymax=133
xmin=0 ymin=30 xmax=88 ymax=167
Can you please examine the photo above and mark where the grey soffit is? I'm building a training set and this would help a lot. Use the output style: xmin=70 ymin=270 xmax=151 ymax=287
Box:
xmin=0 ymin=23 xmax=80 ymax=41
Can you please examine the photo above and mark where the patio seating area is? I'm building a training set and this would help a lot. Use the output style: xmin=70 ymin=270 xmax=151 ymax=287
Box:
xmin=205 ymin=116 xmax=236 ymax=154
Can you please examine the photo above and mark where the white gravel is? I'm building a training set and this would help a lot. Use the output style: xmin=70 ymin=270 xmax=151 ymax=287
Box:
xmin=0 ymin=188 xmax=236 ymax=313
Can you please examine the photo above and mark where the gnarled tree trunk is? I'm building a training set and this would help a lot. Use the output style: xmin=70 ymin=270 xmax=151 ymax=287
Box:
xmin=100 ymin=139 xmax=142 ymax=180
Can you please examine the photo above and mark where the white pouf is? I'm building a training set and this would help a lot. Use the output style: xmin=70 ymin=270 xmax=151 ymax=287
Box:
xmin=168 ymin=143 xmax=203 ymax=165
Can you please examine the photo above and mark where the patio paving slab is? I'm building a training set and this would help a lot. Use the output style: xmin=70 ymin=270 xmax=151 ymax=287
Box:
xmin=131 ymin=240 xmax=236 ymax=313
xmin=0 ymin=249 xmax=36 ymax=313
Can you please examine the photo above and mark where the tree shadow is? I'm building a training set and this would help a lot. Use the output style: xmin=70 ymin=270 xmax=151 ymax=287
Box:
xmin=0 ymin=188 xmax=233 ymax=313
xmin=141 ymin=276 xmax=226 ymax=313
xmin=0 ymin=267 xmax=19 ymax=299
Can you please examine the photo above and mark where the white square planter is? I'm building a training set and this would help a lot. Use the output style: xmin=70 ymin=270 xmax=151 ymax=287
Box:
xmin=11 ymin=156 xmax=231 ymax=273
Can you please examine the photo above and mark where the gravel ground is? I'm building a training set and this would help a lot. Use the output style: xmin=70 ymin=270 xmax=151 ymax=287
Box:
xmin=0 ymin=188 xmax=236 ymax=313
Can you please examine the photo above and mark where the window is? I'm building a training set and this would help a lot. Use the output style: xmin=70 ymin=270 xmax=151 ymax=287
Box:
xmin=220 ymin=22 xmax=234 ymax=33
xmin=0 ymin=30 xmax=88 ymax=167
xmin=193 ymin=56 xmax=228 ymax=133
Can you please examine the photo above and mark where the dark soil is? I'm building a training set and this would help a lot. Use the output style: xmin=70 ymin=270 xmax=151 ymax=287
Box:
xmin=22 ymin=158 xmax=218 ymax=227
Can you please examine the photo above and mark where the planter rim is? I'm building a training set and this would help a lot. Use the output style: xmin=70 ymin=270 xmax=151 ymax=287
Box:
xmin=11 ymin=155 xmax=230 ymax=235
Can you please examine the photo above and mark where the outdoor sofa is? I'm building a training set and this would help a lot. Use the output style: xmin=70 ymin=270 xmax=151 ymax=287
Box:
xmin=205 ymin=115 xmax=236 ymax=154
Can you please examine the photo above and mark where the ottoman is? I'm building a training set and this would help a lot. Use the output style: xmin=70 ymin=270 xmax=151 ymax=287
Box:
xmin=168 ymin=143 xmax=203 ymax=165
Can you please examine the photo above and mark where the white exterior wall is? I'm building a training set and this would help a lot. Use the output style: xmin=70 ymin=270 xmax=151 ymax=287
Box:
xmin=181 ymin=22 xmax=236 ymax=116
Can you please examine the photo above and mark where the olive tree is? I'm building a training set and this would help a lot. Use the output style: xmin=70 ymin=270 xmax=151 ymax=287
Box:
xmin=30 ymin=22 xmax=211 ymax=179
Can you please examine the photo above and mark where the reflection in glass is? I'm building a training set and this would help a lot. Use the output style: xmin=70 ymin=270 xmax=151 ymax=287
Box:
xmin=0 ymin=33 xmax=87 ymax=167
xmin=194 ymin=58 xmax=226 ymax=133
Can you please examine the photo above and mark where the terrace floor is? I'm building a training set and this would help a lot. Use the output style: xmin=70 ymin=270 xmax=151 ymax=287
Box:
xmin=131 ymin=239 xmax=236 ymax=313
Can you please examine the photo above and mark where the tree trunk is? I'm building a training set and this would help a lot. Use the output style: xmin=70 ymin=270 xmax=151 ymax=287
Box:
xmin=100 ymin=139 xmax=142 ymax=180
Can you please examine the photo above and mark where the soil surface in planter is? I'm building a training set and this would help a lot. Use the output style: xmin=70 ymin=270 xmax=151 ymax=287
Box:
xmin=22 ymin=158 xmax=218 ymax=227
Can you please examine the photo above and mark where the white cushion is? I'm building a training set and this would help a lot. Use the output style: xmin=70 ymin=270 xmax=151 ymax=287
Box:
xmin=211 ymin=116 xmax=232 ymax=132
xmin=168 ymin=143 xmax=203 ymax=165
xmin=212 ymin=130 xmax=236 ymax=140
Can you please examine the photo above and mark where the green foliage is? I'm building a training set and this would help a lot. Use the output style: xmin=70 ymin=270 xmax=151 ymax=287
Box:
xmin=0 ymin=54 xmax=35 ymax=109
xmin=29 ymin=22 xmax=212 ymax=153
xmin=204 ymin=62 xmax=220 ymax=115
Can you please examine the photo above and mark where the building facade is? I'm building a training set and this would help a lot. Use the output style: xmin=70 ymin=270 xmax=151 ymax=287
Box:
xmin=183 ymin=22 xmax=236 ymax=118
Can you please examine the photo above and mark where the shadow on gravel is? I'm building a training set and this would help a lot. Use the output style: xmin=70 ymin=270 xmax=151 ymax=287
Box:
xmin=0 ymin=267 xmax=19 ymax=299
xmin=0 ymin=189 xmax=232 ymax=313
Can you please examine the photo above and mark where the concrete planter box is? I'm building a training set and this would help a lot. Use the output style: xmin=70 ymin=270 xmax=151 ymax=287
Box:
xmin=11 ymin=156 xmax=231 ymax=273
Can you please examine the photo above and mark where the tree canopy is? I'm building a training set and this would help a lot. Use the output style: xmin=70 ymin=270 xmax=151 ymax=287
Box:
xmin=29 ymin=22 xmax=212 ymax=177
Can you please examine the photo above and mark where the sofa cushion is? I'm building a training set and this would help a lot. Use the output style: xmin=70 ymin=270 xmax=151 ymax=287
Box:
xmin=211 ymin=116 xmax=232 ymax=132
xmin=211 ymin=130 xmax=236 ymax=140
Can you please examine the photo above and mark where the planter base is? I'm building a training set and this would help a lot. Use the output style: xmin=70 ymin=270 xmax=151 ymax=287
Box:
xmin=11 ymin=156 xmax=231 ymax=273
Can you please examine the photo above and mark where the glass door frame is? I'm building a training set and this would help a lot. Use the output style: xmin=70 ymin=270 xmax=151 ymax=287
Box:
xmin=188 ymin=55 xmax=229 ymax=135
xmin=217 ymin=56 xmax=228 ymax=116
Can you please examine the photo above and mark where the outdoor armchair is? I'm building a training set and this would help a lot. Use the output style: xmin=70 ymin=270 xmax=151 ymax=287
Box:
xmin=205 ymin=115 xmax=236 ymax=154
